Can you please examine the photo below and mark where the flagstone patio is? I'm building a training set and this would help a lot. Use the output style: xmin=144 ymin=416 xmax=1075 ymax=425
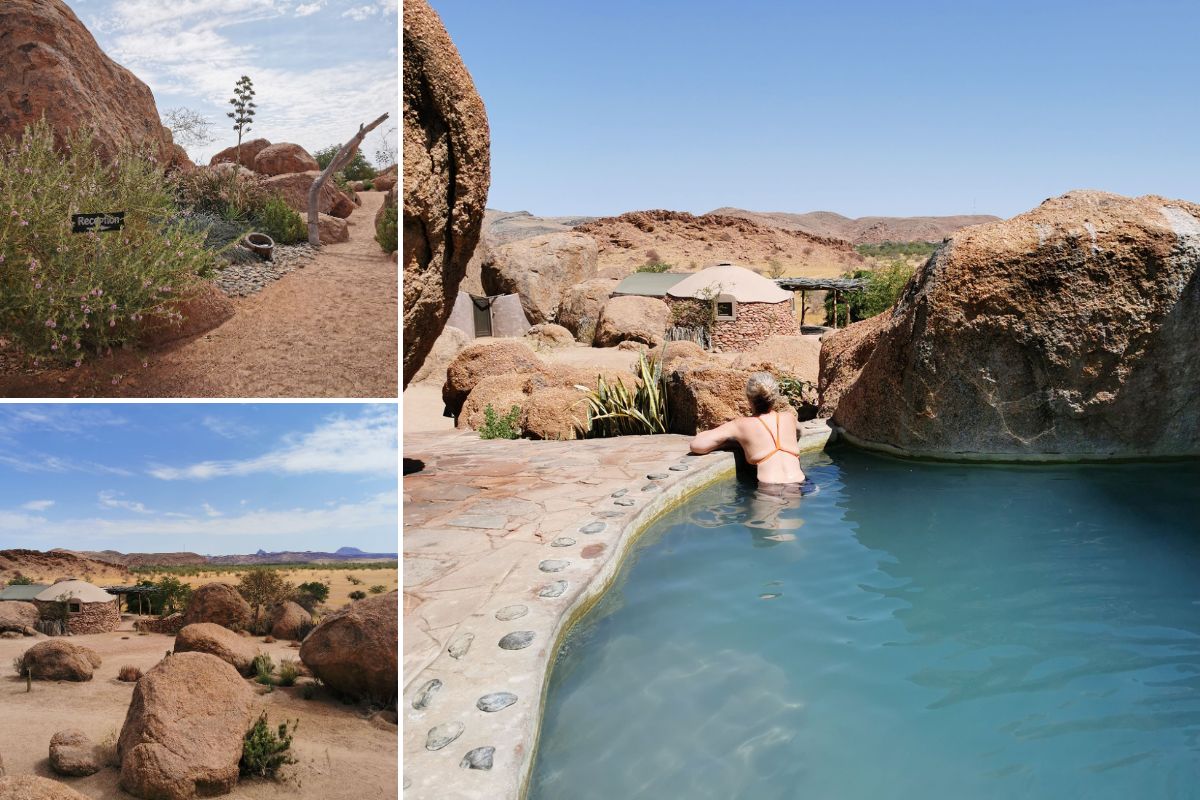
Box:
xmin=402 ymin=420 xmax=832 ymax=798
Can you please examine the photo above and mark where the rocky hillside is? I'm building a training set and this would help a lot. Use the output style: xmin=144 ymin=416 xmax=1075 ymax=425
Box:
xmin=573 ymin=210 xmax=863 ymax=278
xmin=63 ymin=548 xmax=398 ymax=567
xmin=708 ymin=208 xmax=1000 ymax=244
xmin=0 ymin=549 xmax=132 ymax=584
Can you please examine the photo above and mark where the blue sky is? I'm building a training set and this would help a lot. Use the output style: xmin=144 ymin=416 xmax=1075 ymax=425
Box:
xmin=431 ymin=0 xmax=1199 ymax=219
xmin=0 ymin=404 xmax=397 ymax=555
xmin=71 ymin=0 xmax=397 ymax=164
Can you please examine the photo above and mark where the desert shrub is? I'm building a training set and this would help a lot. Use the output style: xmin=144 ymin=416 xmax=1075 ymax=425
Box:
xmin=825 ymin=261 xmax=916 ymax=324
xmin=301 ymin=680 xmax=320 ymax=700
xmin=479 ymin=404 xmax=521 ymax=440
xmin=582 ymin=353 xmax=669 ymax=436
xmin=240 ymin=712 xmax=298 ymax=779
xmin=173 ymin=211 xmax=254 ymax=266
xmin=348 ymin=590 xmax=367 ymax=601
xmin=636 ymin=262 xmax=671 ymax=273
xmin=278 ymin=659 xmax=300 ymax=687
xmin=117 ymin=664 xmax=143 ymax=682
xmin=346 ymin=575 xmax=363 ymax=586
xmin=238 ymin=569 xmax=295 ymax=629
xmin=0 ymin=121 xmax=218 ymax=364
xmin=375 ymin=191 xmax=397 ymax=253
xmin=253 ymin=653 xmax=275 ymax=685
xmin=7 ymin=575 xmax=34 ymax=586
xmin=293 ymin=581 xmax=329 ymax=612
xmin=368 ymin=585 xmax=385 ymax=594
xmin=173 ymin=164 xmax=271 ymax=223
xmin=776 ymin=373 xmax=818 ymax=420
xmin=12 ymin=654 xmax=27 ymax=677
xmin=98 ymin=729 xmax=121 ymax=768
xmin=362 ymin=180 xmax=374 ymax=191
xmin=313 ymin=145 xmax=375 ymax=180
xmin=855 ymin=240 xmax=938 ymax=260
xmin=253 ymin=195 xmax=306 ymax=245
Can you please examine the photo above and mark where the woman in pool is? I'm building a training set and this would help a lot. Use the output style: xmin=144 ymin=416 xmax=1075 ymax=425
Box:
xmin=689 ymin=372 xmax=807 ymax=485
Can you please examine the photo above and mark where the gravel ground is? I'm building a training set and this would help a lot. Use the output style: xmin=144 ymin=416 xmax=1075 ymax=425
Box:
xmin=214 ymin=243 xmax=319 ymax=297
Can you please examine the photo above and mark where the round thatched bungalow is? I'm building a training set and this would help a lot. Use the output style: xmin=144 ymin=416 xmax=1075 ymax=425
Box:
xmin=665 ymin=262 xmax=799 ymax=352
xmin=34 ymin=579 xmax=120 ymax=634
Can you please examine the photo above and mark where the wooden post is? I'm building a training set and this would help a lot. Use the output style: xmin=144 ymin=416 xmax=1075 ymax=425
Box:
xmin=306 ymin=113 xmax=390 ymax=246
xmin=833 ymin=289 xmax=839 ymax=329
xmin=800 ymin=289 xmax=807 ymax=326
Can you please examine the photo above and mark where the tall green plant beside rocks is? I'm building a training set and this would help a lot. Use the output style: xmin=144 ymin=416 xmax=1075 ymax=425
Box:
xmin=0 ymin=121 xmax=218 ymax=364
xmin=227 ymin=76 xmax=257 ymax=165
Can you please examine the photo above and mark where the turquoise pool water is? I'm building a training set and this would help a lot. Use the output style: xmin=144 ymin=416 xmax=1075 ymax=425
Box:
xmin=528 ymin=448 xmax=1200 ymax=799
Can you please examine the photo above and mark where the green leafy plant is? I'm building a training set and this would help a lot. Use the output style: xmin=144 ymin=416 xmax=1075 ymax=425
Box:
xmin=368 ymin=585 xmax=385 ymax=594
xmin=253 ymin=195 xmax=306 ymax=245
xmin=0 ymin=121 xmax=219 ymax=364
xmin=776 ymin=373 xmax=818 ymax=419
xmin=636 ymin=261 xmax=671 ymax=273
xmin=293 ymin=581 xmax=329 ymax=612
xmin=301 ymin=679 xmax=320 ymax=700
xmin=253 ymin=653 xmax=275 ymax=685
xmin=313 ymin=145 xmax=376 ymax=180
xmin=173 ymin=166 xmax=271 ymax=222
xmin=7 ymin=575 xmax=34 ymax=586
xmin=348 ymin=590 xmax=367 ymax=601
xmin=238 ymin=569 xmax=296 ymax=630
xmin=581 ymin=353 xmax=670 ymax=437
xmin=277 ymin=659 xmax=300 ymax=687
xmin=240 ymin=712 xmax=297 ymax=779
xmin=825 ymin=261 xmax=916 ymax=324
xmin=227 ymin=75 xmax=257 ymax=165
xmin=375 ymin=190 xmax=397 ymax=253
xmin=479 ymin=404 xmax=521 ymax=440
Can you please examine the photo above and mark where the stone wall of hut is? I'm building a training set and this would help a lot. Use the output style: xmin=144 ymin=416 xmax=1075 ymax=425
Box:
xmin=664 ymin=299 xmax=798 ymax=352
xmin=34 ymin=599 xmax=120 ymax=634
xmin=136 ymin=613 xmax=184 ymax=635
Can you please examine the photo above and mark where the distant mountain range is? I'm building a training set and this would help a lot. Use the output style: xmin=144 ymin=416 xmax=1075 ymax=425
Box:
xmin=55 ymin=547 xmax=398 ymax=568
xmin=707 ymin=208 xmax=1001 ymax=245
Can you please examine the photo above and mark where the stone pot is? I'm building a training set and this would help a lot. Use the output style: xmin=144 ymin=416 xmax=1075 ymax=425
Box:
xmin=244 ymin=232 xmax=275 ymax=261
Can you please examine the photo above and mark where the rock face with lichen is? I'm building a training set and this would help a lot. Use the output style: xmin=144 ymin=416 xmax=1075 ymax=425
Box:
xmin=0 ymin=0 xmax=192 ymax=171
xmin=820 ymin=190 xmax=1200 ymax=459
xmin=403 ymin=0 xmax=490 ymax=388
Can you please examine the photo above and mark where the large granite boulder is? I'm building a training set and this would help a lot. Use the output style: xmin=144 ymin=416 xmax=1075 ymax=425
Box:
xmin=173 ymin=623 xmax=260 ymax=676
xmin=0 ymin=601 xmax=38 ymax=632
xmin=442 ymin=340 xmax=545 ymax=416
xmin=411 ymin=325 xmax=469 ymax=384
xmin=0 ymin=1 xmax=191 ymax=170
xmin=458 ymin=373 xmax=531 ymax=431
xmin=734 ymin=335 xmax=823 ymax=385
xmin=594 ymin=296 xmax=671 ymax=347
xmin=816 ymin=312 xmax=889 ymax=417
xmin=557 ymin=278 xmax=618 ymax=342
xmin=666 ymin=361 xmax=755 ymax=435
xmin=0 ymin=775 xmax=90 ymax=800
xmin=300 ymin=591 xmax=397 ymax=704
xmin=317 ymin=213 xmax=350 ymax=245
xmin=263 ymin=171 xmax=355 ymax=219
xmin=269 ymin=601 xmax=312 ymax=641
xmin=209 ymin=138 xmax=272 ymax=170
xmin=521 ymin=387 xmax=591 ymax=440
xmin=252 ymin=142 xmax=319 ymax=176
xmin=117 ymin=652 xmax=255 ymax=800
xmin=403 ymin=0 xmax=491 ymax=388
xmin=49 ymin=730 xmax=103 ymax=777
xmin=524 ymin=323 xmax=575 ymax=349
xmin=180 ymin=583 xmax=252 ymax=631
xmin=823 ymin=191 xmax=1200 ymax=459
xmin=20 ymin=641 xmax=101 ymax=682
xmin=481 ymin=233 xmax=599 ymax=325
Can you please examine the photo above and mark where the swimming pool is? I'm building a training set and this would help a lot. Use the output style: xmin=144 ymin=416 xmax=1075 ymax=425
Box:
xmin=528 ymin=447 xmax=1200 ymax=799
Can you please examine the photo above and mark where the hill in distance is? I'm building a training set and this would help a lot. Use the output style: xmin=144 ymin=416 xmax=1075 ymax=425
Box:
xmin=51 ymin=547 xmax=398 ymax=569
xmin=707 ymin=208 xmax=1001 ymax=245
xmin=1 ymin=549 xmax=132 ymax=584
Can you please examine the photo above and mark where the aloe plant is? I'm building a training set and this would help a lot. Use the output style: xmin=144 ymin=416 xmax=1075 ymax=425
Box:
xmin=580 ymin=349 xmax=671 ymax=436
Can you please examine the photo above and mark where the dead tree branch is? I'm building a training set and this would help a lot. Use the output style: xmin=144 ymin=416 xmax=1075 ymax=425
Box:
xmin=307 ymin=113 xmax=390 ymax=246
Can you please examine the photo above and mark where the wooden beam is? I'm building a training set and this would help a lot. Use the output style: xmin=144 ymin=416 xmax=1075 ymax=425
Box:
xmin=306 ymin=113 xmax=390 ymax=246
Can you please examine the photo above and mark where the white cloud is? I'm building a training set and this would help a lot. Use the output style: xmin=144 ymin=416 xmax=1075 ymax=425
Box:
xmin=202 ymin=415 xmax=259 ymax=440
xmin=150 ymin=407 xmax=396 ymax=480
xmin=99 ymin=490 xmax=152 ymax=514
xmin=295 ymin=1 xmax=324 ymax=16
xmin=202 ymin=503 xmax=223 ymax=518
xmin=21 ymin=500 xmax=55 ymax=512
xmin=342 ymin=5 xmax=378 ymax=21
xmin=0 ymin=452 xmax=132 ymax=477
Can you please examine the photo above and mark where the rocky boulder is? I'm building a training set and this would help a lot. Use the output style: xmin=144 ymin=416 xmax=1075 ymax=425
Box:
xmin=647 ymin=340 xmax=717 ymax=371
xmin=734 ymin=335 xmax=822 ymax=385
xmin=411 ymin=325 xmax=469 ymax=384
xmin=594 ymin=296 xmax=671 ymax=347
xmin=300 ymin=591 xmax=397 ymax=704
xmin=524 ymin=323 xmax=575 ymax=349
xmin=825 ymin=191 xmax=1200 ymax=458
xmin=270 ymin=601 xmax=312 ymax=641
xmin=117 ymin=652 xmax=255 ymax=800
xmin=317 ymin=213 xmax=350 ymax=245
xmin=0 ymin=775 xmax=91 ymax=800
xmin=481 ymin=233 xmax=599 ymax=324
xmin=402 ymin=0 xmax=491 ymax=388
xmin=0 ymin=1 xmax=190 ymax=169
xmin=20 ymin=640 xmax=101 ymax=681
xmin=816 ymin=312 xmax=889 ymax=417
xmin=521 ymin=388 xmax=591 ymax=440
xmin=173 ymin=623 xmax=261 ymax=676
xmin=666 ymin=361 xmax=755 ymax=435
xmin=372 ymin=174 xmax=397 ymax=193
xmin=458 ymin=373 xmax=531 ymax=431
xmin=262 ymin=171 xmax=356 ymax=219
xmin=443 ymin=340 xmax=545 ymax=416
xmin=0 ymin=601 xmax=38 ymax=632
xmin=49 ymin=730 xmax=103 ymax=777
xmin=251 ymin=143 xmax=319 ymax=176
xmin=180 ymin=583 xmax=252 ymax=631
xmin=557 ymin=278 xmax=617 ymax=342
xmin=209 ymin=138 xmax=272 ymax=170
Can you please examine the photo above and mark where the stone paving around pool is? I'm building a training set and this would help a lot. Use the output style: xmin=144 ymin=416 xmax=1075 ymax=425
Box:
xmin=402 ymin=420 xmax=833 ymax=799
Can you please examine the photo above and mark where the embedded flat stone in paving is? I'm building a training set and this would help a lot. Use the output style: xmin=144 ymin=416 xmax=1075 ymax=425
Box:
xmin=538 ymin=559 xmax=569 ymax=572
xmin=476 ymin=692 xmax=518 ymax=712
xmin=550 ymin=536 xmax=576 ymax=547
xmin=494 ymin=604 xmax=528 ymax=621
xmin=498 ymin=630 xmax=535 ymax=650
xmin=641 ymin=483 xmax=659 ymax=492
xmin=614 ymin=498 xmax=635 ymax=507
xmin=402 ymin=425 xmax=833 ymax=799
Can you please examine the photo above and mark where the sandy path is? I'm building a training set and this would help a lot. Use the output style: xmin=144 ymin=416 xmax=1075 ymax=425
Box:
xmin=0 ymin=193 xmax=397 ymax=398
xmin=0 ymin=625 xmax=397 ymax=800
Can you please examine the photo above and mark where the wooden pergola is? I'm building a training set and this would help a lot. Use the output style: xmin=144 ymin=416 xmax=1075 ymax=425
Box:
xmin=103 ymin=585 xmax=158 ymax=615
xmin=775 ymin=277 xmax=868 ymax=329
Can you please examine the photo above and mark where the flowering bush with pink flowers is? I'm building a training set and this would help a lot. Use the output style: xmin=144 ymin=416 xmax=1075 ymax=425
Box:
xmin=0 ymin=120 xmax=220 ymax=364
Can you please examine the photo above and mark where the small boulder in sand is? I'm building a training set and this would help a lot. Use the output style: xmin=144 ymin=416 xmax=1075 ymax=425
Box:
xmin=20 ymin=640 xmax=101 ymax=681
xmin=180 ymin=583 xmax=252 ymax=631
xmin=300 ymin=591 xmax=397 ymax=704
xmin=524 ymin=323 xmax=574 ymax=349
xmin=0 ymin=601 xmax=38 ymax=632
xmin=49 ymin=730 xmax=103 ymax=777
xmin=443 ymin=340 xmax=544 ymax=416
xmin=594 ymin=295 xmax=671 ymax=347
xmin=317 ymin=213 xmax=350 ymax=244
xmin=174 ymin=623 xmax=261 ymax=676
xmin=269 ymin=601 xmax=312 ymax=641
xmin=251 ymin=142 xmax=318 ymax=176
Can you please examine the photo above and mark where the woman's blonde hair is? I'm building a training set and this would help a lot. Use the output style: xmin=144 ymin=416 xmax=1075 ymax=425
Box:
xmin=745 ymin=372 xmax=792 ymax=415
